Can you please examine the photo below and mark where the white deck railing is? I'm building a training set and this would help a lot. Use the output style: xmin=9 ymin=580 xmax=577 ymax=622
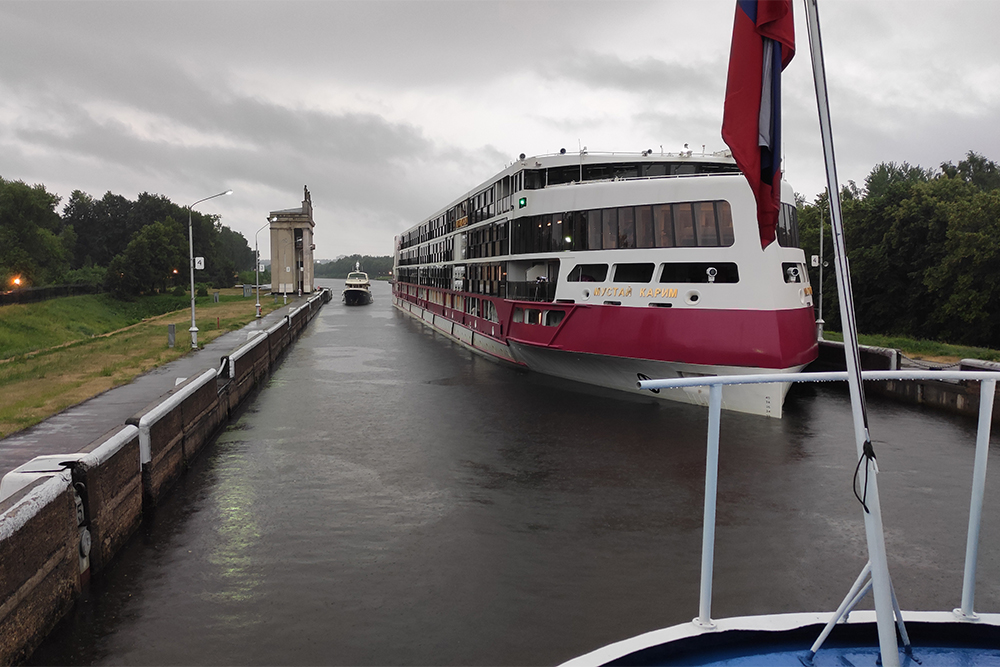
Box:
xmin=637 ymin=370 xmax=999 ymax=654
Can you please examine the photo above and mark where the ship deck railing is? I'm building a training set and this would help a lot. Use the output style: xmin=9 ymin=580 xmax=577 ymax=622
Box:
xmin=636 ymin=369 xmax=1000 ymax=656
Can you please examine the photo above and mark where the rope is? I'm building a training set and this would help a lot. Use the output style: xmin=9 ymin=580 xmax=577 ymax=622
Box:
xmin=853 ymin=439 xmax=878 ymax=513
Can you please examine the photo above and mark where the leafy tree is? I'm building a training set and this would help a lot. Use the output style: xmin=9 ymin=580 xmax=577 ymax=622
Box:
xmin=239 ymin=269 xmax=271 ymax=284
xmin=924 ymin=189 xmax=1000 ymax=345
xmin=797 ymin=152 xmax=1000 ymax=347
xmin=0 ymin=177 xmax=69 ymax=287
xmin=216 ymin=224 xmax=255 ymax=272
xmin=104 ymin=218 xmax=186 ymax=296
xmin=314 ymin=255 xmax=394 ymax=278
xmin=941 ymin=151 xmax=1000 ymax=192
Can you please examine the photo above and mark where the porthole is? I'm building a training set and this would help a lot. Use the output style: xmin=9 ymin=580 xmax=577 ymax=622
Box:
xmin=685 ymin=290 xmax=701 ymax=305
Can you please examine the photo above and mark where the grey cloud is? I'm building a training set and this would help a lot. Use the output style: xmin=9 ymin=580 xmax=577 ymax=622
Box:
xmin=540 ymin=50 xmax=721 ymax=98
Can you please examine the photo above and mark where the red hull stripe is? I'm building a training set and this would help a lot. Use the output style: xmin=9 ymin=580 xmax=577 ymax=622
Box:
xmin=508 ymin=305 xmax=817 ymax=369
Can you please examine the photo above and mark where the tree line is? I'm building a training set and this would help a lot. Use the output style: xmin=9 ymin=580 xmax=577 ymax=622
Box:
xmin=315 ymin=255 xmax=393 ymax=279
xmin=798 ymin=151 xmax=1000 ymax=348
xmin=0 ymin=180 xmax=254 ymax=297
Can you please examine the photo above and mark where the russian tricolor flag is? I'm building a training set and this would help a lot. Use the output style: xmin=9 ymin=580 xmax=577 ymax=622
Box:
xmin=722 ymin=0 xmax=795 ymax=249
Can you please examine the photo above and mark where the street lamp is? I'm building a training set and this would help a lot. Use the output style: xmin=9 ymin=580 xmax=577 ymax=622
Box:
xmin=254 ymin=218 xmax=273 ymax=318
xmin=188 ymin=189 xmax=233 ymax=349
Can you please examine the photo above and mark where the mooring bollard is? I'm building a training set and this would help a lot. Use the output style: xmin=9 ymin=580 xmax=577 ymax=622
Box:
xmin=167 ymin=323 xmax=176 ymax=348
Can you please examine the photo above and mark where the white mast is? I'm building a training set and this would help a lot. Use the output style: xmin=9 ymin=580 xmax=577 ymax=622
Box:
xmin=802 ymin=1 xmax=900 ymax=664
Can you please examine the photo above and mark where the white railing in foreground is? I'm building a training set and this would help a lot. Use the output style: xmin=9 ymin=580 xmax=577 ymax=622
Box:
xmin=637 ymin=370 xmax=999 ymax=656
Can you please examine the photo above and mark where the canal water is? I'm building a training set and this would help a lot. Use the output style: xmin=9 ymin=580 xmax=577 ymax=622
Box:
xmin=29 ymin=279 xmax=1000 ymax=665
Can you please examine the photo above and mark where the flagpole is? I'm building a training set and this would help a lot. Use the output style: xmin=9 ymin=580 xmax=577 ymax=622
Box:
xmin=802 ymin=1 xmax=900 ymax=664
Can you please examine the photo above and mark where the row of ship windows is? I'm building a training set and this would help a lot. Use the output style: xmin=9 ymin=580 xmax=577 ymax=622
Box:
xmin=397 ymin=258 xmax=806 ymax=293
xmin=399 ymin=173 xmax=525 ymax=250
xmin=569 ymin=262 xmax=740 ymax=284
xmin=511 ymin=200 xmax=735 ymax=255
xmin=399 ymin=198 xmax=779 ymax=266
xmin=399 ymin=201 xmax=800 ymax=265
xmin=523 ymin=161 xmax=741 ymax=189
xmin=398 ymin=161 xmax=746 ymax=251
xmin=568 ymin=260 xmax=806 ymax=285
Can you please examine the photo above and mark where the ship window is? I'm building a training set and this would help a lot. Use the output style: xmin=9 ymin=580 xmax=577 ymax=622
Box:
xmin=777 ymin=202 xmax=800 ymax=247
xmin=618 ymin=207 xmax=636 ymax=248
xmin=551 ymin=214 xmax=565 ymax=252
xmin=613 ymin=263 xmax=655 ymax=283
xmin=543 ymin=310 xmax=565 ymax=327
xmin=513 ymin=307 xmax=524 ymax=323
xmin=602 ymin=208 xmax=618 ymax=249
xmin=636 ymin=205 xmax=654 ymax=248
xmin=659 ymin=262 xmax=740 ymax=284
xmin=586 ymin=210 xmax=602 ymax=249
xmin=695 ymin=202 xmax=719 ymax=246
xmin=524 ymin=169 xmax=544 ymax=190
xmin=567 ymin=264 xmax=608 ymax=282
xmin=526 ymin=308 xmax=542 ymax=325
xmin=674 ymin=203 xmax=696 ymax=247
xmin=547 ymin=165 xmax=579 ymax=186
xmin=718 ymin=201 xmax=735 ymax=246
xmin=611 ymin=163 xmax=639 ymax=179
xmin=654 ymin=204 xmax=675 ymax=247
xmin=583 ymin=164 xmax=613 ymax=181
xmin=641 ymin=163 xmax=668 ymax=177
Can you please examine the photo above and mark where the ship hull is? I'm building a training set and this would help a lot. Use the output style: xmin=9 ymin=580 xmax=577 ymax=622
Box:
xmin=394 ymin=296 xmax=807 ymax=417
xmin=343 ymin=288 xmax=373 ymax=306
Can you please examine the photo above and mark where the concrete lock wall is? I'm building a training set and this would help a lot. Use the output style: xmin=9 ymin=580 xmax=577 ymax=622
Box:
xmin=226 ymin=332 xmax=269 ymax=412
xmin=73 ymin=426 xmax=143 ymax=575
xmin=0 ymin=473 xmax=79 ymax=666
xmin=180 ymin=371 xmax=224 ymax=462
xmin=811 ymin=340 xmax=1000 ymax=422
xmin=266 ymin=317 xmax=290 ymax=366
xmin=127 ymin=369 xmax=218 ymax=506
xmin=0 ymin=294 xmax=334 ymax=663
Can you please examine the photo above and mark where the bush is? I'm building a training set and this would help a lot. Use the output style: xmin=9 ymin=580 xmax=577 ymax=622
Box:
xmin=196 ymin=284 xmax=209 ymax=298
xmin=64 ymin=266 xmax=107 ymax=286
xmin=171 ymin=286 xmax=186 ymax=296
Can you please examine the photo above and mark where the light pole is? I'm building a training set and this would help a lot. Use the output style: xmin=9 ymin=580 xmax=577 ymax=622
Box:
xmin=254 ymin=218 xmax=273 ymax=318
xmin=188 ymin=189 xmax=233 ymax=349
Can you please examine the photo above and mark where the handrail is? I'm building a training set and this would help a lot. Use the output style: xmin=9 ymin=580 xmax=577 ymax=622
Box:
xmin=636 ymin=369 xmax=1000 ymax=391
xmin=635 ymin=369 xmax=999 ymax=659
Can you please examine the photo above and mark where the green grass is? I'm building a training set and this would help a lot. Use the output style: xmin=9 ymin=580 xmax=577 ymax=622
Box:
xmin=823 ymin=331 xmax=1000 ymax=362
xmin=0 ymin=294 xmax=288 ymax=437
xmin=0 ymin=292 xmax=257 ymax=360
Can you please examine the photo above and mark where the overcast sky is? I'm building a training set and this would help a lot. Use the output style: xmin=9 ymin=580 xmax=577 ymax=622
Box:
xmin=2 ymin=1 xmax=998 ymax=260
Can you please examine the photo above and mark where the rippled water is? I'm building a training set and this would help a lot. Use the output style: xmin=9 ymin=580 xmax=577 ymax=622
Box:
xmin=29 ymin=279 xmax=1000 ymax=665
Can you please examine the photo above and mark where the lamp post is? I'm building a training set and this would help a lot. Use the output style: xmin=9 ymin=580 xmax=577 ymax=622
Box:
xmin=254 ymin=219 xmax=273 ymax=318
xmin=188 ymin=189 xmax=233 ymax=349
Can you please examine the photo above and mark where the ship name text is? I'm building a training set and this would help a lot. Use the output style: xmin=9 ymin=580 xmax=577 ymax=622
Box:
xmin=592 ymin=286 xmax=678 ymax=298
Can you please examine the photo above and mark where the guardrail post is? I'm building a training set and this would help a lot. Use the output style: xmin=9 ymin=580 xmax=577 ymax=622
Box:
xmin=695 ymin=383 xmax=723 ymax=628
xmin=958 ymin=378 xmax=996 ymax=619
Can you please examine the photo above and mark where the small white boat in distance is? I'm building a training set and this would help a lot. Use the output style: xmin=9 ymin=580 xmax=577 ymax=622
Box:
xmin=343 ymin=264 xmax=373 ymax=306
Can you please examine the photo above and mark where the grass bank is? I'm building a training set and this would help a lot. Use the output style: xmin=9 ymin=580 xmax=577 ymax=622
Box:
xmin=822 ymin=332 xmax=1000 ymax=363
xmin=0 ymin=290 xmax=284 ymax=438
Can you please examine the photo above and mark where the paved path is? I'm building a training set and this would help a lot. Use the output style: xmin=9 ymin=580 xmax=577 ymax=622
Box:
xmin=0 ymin=297 xmax=308 ymax=477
